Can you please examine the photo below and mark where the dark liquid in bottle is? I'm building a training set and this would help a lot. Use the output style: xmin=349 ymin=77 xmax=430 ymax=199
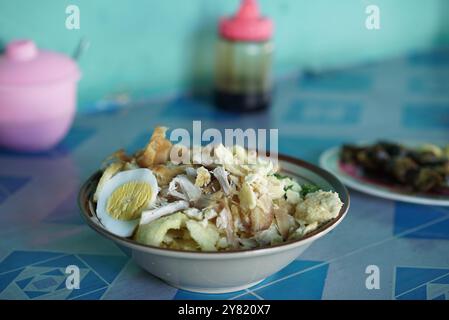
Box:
xmin=214 ymin=89 xmax=271 ymax=112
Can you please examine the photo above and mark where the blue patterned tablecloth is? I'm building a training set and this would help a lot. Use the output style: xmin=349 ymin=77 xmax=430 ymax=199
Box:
xmin=1 ymin=48 xmax=449 ymax=300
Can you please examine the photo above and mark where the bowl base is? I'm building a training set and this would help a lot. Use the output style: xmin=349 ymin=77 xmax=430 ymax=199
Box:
xmin=166 ymin=278 xmax=266 ymax=294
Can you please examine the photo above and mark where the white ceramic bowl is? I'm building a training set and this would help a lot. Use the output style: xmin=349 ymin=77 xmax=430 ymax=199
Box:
xmin=79 ymin=154 xmax=350 ymax=294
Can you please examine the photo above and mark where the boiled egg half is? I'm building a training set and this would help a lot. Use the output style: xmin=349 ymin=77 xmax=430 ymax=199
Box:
xmin=97 ymin=168 xmax=158 ymax=237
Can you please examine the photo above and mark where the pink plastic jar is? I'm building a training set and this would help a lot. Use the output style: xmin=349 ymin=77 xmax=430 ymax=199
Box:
xmin=0 ymin=40 xmax=80 ymax=151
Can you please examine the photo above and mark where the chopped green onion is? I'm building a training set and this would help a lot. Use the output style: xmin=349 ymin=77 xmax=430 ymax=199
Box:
xmin=300 ymin=184 xmax=320 ymax=196
xmin=273 ymin=173 xmax=288 ymax=179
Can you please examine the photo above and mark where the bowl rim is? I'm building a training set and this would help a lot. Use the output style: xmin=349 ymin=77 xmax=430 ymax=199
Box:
xmin=78 ymin=153 xmax=350 ymax=259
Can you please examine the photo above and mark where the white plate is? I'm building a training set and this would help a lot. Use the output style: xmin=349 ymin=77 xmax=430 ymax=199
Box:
xmin=319 ymin=145 xmax=449 ymax=206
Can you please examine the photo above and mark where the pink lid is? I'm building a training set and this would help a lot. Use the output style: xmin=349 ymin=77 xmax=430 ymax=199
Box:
xmin=219 ymin=0 xmax=273 ymax=42
xmin=0 ymin=39 xmax=80 ymax=86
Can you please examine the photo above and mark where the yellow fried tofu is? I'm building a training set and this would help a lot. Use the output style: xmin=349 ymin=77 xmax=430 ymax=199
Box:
xmin=135 ymin=212 xmax=187 ymax=247
xmin=185 ymin=220 xmax=219 ymax=251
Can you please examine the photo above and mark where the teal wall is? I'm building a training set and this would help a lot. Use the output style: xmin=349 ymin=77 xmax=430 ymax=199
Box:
xmin=1 ymin=0 xmax=448 ymax=112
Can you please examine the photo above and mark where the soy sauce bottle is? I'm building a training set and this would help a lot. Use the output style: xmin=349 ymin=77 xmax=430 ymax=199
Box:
xmin=214 ymin=0 xmax=273 ymax=112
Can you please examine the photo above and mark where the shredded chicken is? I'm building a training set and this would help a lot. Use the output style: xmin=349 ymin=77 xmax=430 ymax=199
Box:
xmin=213 ymin=167 xmax=232 ymax=195
xmin=216 ymin=205 xmax=239 ymax=249
xmin=140 ymin=200 xmax=189 ymax=225
xmin=168 ymin=175 xmax=202 ymax=202
xmin=274 ymin=205 xmax=295 ymax=239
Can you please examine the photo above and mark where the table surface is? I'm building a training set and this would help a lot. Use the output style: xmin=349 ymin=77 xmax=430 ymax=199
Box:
xmin=1 ymin=48 xmax=449 ymax=300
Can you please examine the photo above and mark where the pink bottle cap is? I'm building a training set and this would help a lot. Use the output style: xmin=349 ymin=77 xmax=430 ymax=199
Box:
xmin=219 ymin=0 xmax=273 ymax=42
xmin=0 ymin=39 xmax=80 ymax=86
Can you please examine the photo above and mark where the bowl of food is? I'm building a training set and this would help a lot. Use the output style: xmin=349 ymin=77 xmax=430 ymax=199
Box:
xmin=79 ymin=127 xmax=349 ymax=293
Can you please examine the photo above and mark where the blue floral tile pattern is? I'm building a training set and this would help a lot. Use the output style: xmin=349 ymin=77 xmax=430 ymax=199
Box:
xmin=0 ymin=251 xmax=128 ymax=300
xmin=43 ymin=191 xmax=84 ymax=225
xmin=394 ymin=203 xmax=449 ymax=240
xmin=0 ymin=176 xmax=30 ymax=206
xmin=395 ymin=267 xmax=449 ymax=300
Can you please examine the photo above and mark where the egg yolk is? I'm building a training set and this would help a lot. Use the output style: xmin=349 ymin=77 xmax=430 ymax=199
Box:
xmin=106 ymin=182 xmax=152 ymax=220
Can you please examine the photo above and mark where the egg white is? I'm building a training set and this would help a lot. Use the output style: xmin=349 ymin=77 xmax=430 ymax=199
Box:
xmin=97 ymin=168 xmax=159 ymax=237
